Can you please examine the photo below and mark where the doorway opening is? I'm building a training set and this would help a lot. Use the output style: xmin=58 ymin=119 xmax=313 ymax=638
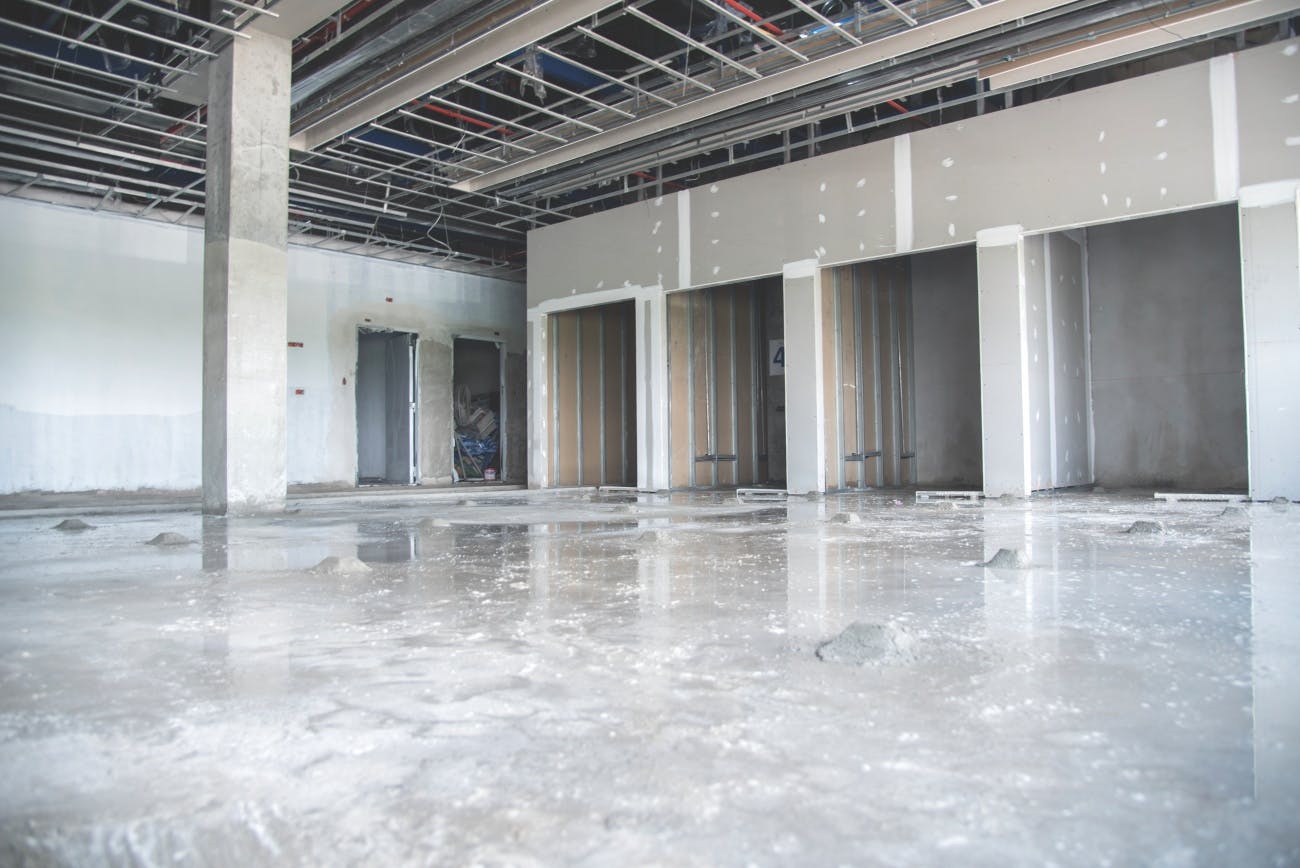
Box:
xmin=548 ymin=300 xmax=637 ymax=487
xmin=667 ymin=277 xmax=785 ymax=489
xmin=356 ymin=328 xmax=418 ymax=485
xmin=453 ymin=337 xmax=505 ymax=483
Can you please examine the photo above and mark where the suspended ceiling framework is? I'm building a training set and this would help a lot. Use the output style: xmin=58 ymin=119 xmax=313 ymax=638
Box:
xmin=1 ymin=0 xmax=1296 ymax=277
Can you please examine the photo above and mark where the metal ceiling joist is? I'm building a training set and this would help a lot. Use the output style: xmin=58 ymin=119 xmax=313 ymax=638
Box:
xmin=289 ymin=0 xmax=619 ymax=151
xmin=451 ymin=0 xmax=1081 ymax=193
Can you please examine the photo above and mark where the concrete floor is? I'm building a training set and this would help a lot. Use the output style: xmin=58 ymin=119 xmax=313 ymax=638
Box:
xmin=1 ymin=490 xmax=1297 ymax=866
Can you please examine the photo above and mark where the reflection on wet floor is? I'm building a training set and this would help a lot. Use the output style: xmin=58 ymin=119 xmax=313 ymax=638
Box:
xmin=0 ymin=491 xmax=1296 ymax=865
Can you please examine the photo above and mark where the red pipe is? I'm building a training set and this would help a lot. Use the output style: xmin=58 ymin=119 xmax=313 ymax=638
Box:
xmin=720 ymin=0 xmax=783 ymax=35
xmin=419 ymin=102 xmax=516 ymax=137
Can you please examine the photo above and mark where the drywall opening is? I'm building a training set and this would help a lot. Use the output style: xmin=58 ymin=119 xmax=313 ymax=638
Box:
xmin=549 ymin=300 xmax=637 ymax=487
xmin=911 ymin=246 xmax=984 ymax=489
xmin=1086 ymin=205 xmax=1247 ymax=491
xmin=452 ymin=337 xmax=504 ymax=483
xmin=668 ymin=278 xmax=785 ymax=489
xmin=821 ymin=249 xmax=981 ymax=490
xmin=356 ymin=328 xmax=417 ymax=485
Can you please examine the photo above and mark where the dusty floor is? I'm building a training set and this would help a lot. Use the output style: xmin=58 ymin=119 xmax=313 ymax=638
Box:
xmin=0 ymin=490 xmax=1297 ymax=866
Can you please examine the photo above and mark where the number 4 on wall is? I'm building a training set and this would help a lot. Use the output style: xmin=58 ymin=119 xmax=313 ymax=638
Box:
xmin=769 ymin=340 xmax=785 ymax=377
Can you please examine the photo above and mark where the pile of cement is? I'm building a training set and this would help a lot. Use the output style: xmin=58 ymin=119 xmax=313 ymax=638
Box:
xmin=146 ymin=532 xmax=192 ymax=546
xmin=827 ymin=512 xmax=862 ymax=525
xmin=52 ymin=518 xmax=94 ymax=531
xmin=312 ymin=555 xmax=371 ymax=575
xmin=981 ymin=548 xmax=1029 ymax=569
xmin=1270 ymin=496 xmax=1290 ymax=510
xmin=1124 ymin=520 xmax=1164 ymax=535
xmin=816 ymin=622 xmax=916 ymax=666
xmin=1219 ymin=506 xmax=1247 ymax=519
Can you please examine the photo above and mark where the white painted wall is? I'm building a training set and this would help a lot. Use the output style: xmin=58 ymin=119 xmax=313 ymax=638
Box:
xmin=0 ymin=197 xmax=523 ymax=494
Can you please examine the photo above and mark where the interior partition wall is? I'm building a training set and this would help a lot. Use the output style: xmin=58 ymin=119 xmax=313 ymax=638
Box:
xmin=820 ymin=259 xmax=917 ymax=490
xmin=667 ymin=279 xmax=782 ymax=489
xmin=548 ymin=300 xmax=637 ymax=487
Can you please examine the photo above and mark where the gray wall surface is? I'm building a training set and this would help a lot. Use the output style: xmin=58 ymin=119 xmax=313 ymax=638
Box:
xmin=911 ymin=246 xmax=982 ymax=487
xmin=1087 ymin=206 xmax=1247 ymax=490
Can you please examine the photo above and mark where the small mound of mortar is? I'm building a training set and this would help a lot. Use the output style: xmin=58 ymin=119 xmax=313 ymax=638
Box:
xmin=981 ymin=548 xmax=1029 ymax=569
xmin=816 ymin=622 xmax=916 ymax=666
xmin=146 ymin=532 xmax=192 ymax=546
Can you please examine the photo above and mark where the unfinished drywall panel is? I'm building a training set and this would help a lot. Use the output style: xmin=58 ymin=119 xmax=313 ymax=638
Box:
xmin=527 ymin=196 xmax=678 ymax=306
xmin=910 ymin=246 xmax=982 ymax=487
xmin=1235 ymin=42 xmax=1300 ymax=189
xmin=692 ymin=143 xmax=896 ymax=287
xmin=0 ymin=196 xmax=523 ymax=495
xmin=666 ymin=280 xmax=778 ymax=488
xmin=1024 ymin=234 xmax=1053 ymax=492
xmin=548 ymin=301 xmax=636 ymax=487
xmin=1047 ymin=232 xmax=1092 ymax=488
xmin=821 ymin=258 xmax=916 ymax=490
xmin=529 ymin=39 xmax=1300 ymax=308
xmin=1239 ymin=185 xmax=1300 ymax=501
xmin=977 ymin=229 xmax=1032 ymax=498
xmin=911 ymin=60 xmax=1216 ymax=251
xmin=1087 ymin=206 xmax=1246 ymax=491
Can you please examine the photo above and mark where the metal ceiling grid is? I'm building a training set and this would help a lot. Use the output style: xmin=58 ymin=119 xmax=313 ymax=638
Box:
xmin=1 ymin=0 xmax=1296 ymax=275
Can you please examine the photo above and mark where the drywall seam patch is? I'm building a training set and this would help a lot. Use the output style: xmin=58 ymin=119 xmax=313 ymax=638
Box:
xmin=677 ymin=189 xmax=691 ymax=289
xmin=1239 ymin=180 xmax=1300 ymax=209
xmin=976 ymin=225 xmax=1023 ymax=248
xmin=894 ymin=134 xmax=913 ymax=253
xmin=1210 ymin=54 xmax=1239 ymax=202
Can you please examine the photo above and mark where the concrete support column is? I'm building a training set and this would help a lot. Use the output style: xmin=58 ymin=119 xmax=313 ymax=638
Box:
xmin=527 ymin=311 xmax=548 ymax=489
xmin=976 ymin=226 xmax=1032 ymax=498
xmin=203 ymin=30 xmax=291 ymax=514
xmin=783 ymin=260 xmax=826 ymax=495
xmin=1239 ymin=182 xmax=1300 ymax=501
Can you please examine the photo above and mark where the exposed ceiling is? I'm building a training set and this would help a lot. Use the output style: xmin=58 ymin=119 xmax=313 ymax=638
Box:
xmin=2 ymin=0 xmax=1296 ymax=278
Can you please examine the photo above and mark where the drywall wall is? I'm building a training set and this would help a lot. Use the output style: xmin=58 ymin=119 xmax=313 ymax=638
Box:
xmin=1024 ymin=235 xmax=1053 ymax=492
xmin=910 ymin=246 xmax=982 ymax=487
xmin=1087 ymin=206 xmax=1246 ymax=491
xmin=1046 ymin=232 xmax=1092 ymax=489
xmin=0 ymin=196 xmax=523 ymax=494
xmin=527 ymin=38 xmax=1298 ymax=305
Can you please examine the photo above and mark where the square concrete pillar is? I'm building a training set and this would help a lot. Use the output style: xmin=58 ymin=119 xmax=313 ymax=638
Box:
xmin=203 ymin=30 xmax=291 ymax=515
xmin=783 ymin=260 xmax=826 ymax=495
xmin=976 ymin=226 xmax=1032 ymax=498
xmin=1239 ymin=181 xmax=1300 ymax=501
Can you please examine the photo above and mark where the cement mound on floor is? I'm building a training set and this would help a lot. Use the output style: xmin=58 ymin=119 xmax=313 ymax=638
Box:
xmin=312 ymin=555 xmax=371 ymax=575
xmin=827 ymin=512 xmax=862 ymax=525
xmin=146 ymin=532 xmax=192 ymax=546
xmin=1124 ymin=520 xmax=1164 ymax=535
xmin=816 ymin=622 xmax=916 ymax=666
xmin=981 ymin=548 xmax=1029 ymax=569
xmin=52 ymin=518 xmax=94 ymax=531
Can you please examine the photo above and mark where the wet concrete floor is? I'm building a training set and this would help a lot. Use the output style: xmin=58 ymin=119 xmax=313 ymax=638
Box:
xmin=1 ymin=490 xmax=1297 ymax=865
